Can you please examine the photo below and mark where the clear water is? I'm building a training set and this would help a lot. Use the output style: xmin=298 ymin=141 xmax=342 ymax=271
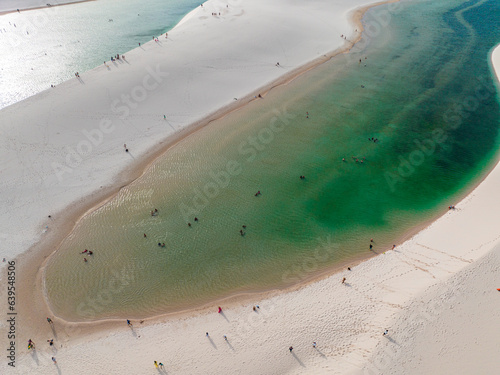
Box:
xmin=0 ymin=0 xmax=202 ymax=109
xmin=45 ymin=0 xmax=500 ymax=320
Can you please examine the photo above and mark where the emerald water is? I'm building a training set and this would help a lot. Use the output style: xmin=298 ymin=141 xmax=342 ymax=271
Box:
xmin=45 ymin=0 xmax=500 ymax=320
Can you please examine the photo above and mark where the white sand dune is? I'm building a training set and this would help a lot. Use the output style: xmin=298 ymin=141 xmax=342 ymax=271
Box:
xmin=1 ymin=1 xmax=500 ymax=374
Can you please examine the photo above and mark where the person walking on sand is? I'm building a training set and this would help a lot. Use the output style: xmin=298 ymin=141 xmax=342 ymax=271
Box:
xmin=312 ymin=341 xmax=317 ymax=348
xmin=47 ymin=317 xmax=53 ymax=324
xmin=159 ymin=362 xmax=164 ymax=369
xmin=127 ymin=319 xmax=132 ymax=327
xmin=383 ymin=329 xmax=389 ymax=336
xmin=342 ymin=277 xmax=346 ymax=284
xmin=52 ymin=357 xmax=57 ymax=364
xmin=289 ymin=346 xmax=293 ymax=352
xmin=154 ymin=361 xmax=158 ymax=368
xmin=218 ymin=306 xmax=222 ymax=313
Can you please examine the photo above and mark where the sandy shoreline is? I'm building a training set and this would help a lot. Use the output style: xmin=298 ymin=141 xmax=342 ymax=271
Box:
xmin=0 ymin=0 xmax=95 ymax=15
xmin=1 ymin=0 xmax=499 ymax=372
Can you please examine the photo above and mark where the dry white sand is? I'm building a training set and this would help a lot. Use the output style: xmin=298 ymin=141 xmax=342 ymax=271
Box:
xmin=1 ymin=1 xmax=499 ymax=374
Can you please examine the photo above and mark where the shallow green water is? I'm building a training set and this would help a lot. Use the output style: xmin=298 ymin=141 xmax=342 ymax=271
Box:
xmin=45 ymin=0 xmax=500 ymax=320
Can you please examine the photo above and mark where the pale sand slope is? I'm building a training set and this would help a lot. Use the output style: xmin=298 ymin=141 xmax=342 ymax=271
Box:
xmin=6 ymin=48 xmax=500 ymax=374
xmin=365 ymin=44 xmax=500 ymax=375
xmin=0 ymin=0 xmax=378 ymax=264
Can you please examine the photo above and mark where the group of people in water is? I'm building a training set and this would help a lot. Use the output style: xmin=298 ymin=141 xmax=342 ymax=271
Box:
xmin=81 ymin=248 xmax=94 ymax=262
xmin=343 ymin=156 xmax=365 ymax=164
xmin=187 ymin=217 xmax=199 ymax=227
